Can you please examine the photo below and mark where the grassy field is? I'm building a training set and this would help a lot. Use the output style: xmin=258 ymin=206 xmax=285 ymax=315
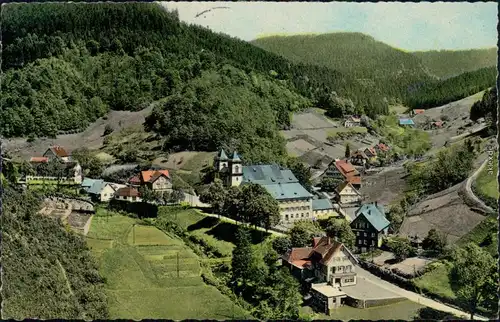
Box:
xmin=158 ymin=207 xmax=273 ymax=258
xmin=475 ymin=152 xmax=498 ymax=199
xmin=458 ymin=212 xmax=497 ymax=255
xmin=86 ymin=211 xmax=249 ymax=320
xmin=413 ymin=261 xmax=456 ymax=300
xmin=300 ymin=300 xmax=425 ymax=320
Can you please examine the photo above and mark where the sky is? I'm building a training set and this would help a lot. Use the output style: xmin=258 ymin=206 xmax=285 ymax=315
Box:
xmin=161 ymin=1 xmax=498 ymax=51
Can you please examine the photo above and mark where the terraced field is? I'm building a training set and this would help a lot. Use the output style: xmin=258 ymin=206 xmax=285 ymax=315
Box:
xmin=86 ymin=213 xmax=249 ymax=320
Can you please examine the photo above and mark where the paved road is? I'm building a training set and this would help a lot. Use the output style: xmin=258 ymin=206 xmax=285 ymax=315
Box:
xmin=355 ymin=267 xmax=487 ymax=320
xmin=465 ymin=153 xmax=495 ymax=213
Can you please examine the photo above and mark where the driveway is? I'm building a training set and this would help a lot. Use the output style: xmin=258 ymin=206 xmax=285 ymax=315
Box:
xmin=355 ymin=267 xmax=487 ymax=320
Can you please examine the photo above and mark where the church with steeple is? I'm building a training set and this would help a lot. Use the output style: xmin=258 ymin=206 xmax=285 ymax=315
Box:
xmin=213 ymin=148 xmax=243 ymax=187
xmin=213 ymin=148 xmax=337 ymax=226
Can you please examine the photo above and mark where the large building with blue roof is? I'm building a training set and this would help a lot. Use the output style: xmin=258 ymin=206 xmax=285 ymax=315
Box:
xmin=214 ymin=149 xmax=337 ymax=224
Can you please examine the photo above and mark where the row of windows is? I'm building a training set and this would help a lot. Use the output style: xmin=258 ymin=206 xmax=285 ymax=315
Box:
xmin=354 ymin=221 xmax=369 ymax=229
xmin=283 ymin=206 xmax=309 ymax=211
xmin=356 ymin=232 xmax=376 ymax=237
xmin=331 ymin=265 xmax=353 ymax=273
xmin=358 ymin=239 xmax=375 ymax=246
xmin=285 ymin=213 xmax=310 ymax=220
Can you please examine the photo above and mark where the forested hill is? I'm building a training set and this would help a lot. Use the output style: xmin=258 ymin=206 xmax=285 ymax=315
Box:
xmin=0 ymin=2 xmax=388 ymax=143
xmin=413 ymin=48 xmax=497 ymax=79
xmin=1 ymin=185 xmax=108 ymax=320
xmin=252 ymin=33 xmax=497 ymax=108
xmin=252 ymin=33 xmax=435 ymax=100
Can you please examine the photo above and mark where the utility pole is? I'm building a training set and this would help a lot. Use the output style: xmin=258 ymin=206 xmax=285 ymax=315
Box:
xmin=177 ymin=251 xmax=180 ymax=278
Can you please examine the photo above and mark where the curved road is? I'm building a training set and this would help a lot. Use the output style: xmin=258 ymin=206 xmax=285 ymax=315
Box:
xmin=465 ymin=153 xmax=495 ymax=213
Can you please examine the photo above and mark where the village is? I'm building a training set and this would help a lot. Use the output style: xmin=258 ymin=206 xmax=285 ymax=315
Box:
xmin=14 ymin=108 xmax=478 ymax=318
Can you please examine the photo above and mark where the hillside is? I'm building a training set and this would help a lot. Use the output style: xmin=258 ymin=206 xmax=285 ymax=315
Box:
xmin=413 ymin=48 xmax=497 ymax=79
xmin=252 ymin=33 xmax=496 ymax=108
xmin=1 ymin=186 xmax=108 ymax=320
xmin=252 ymin=33 xmax=433 ymax=100
xmin=1 ymin=2 xmax=388 ymax=142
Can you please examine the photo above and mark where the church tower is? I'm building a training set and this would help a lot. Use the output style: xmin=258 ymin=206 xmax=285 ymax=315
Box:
xmin=214 ymin=148 xmax=229 ymax=172
xmin=229 ymin=151 xmax=243 ymax=187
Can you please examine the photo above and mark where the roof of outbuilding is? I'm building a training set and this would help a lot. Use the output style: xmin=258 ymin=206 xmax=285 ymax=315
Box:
xmin=312 ymin=198 xmax=333 ymax=211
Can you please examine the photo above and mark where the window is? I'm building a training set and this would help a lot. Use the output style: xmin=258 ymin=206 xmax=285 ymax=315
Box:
xmin=364 ymin=240 xmax=367 ymax=245
xmin=235 ymin=165 xmax=239 ymax=173
xmin=364 ymin=232 xmax=367 ymax=237
xmin=371 ymin=240 xmax=375 ymax=246
xmin=132 ymin=197 xmax=137 ymax=201
xmin=301 ymin=213 xmax=304 ymax=218
xmin=358 ymin=240 xmax=362 ymax=245
xmin=356 ymin=232 xmax=359 ymax=236
xmin=285 ymin=214 xmax=289 ymax=220
xmin=371 ymin=232 xmax=375 ymax=237
xmin=346 ymin=265 xmax=352 ymax=272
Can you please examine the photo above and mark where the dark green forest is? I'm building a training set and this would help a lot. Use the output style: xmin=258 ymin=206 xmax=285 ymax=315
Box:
xmin=252 ymin=33 xmax=496 ymax=108
xmin=1 ymin=2 xmax=388 ymax=141
xmin=404 ymin=67 xmax=497 ymax=109
xmin=1 ymin=185 xmax=108 ymax=319
xmin=413 ymin=48 xmax=497 ymax=79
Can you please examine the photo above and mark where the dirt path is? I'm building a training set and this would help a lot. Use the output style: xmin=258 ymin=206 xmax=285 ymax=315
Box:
xmin=356 ymin=267 xmax=486 ymax=320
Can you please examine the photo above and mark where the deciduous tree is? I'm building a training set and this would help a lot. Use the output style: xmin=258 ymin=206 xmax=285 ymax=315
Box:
xmin=450 ymin=243 xmax=498 ymax=320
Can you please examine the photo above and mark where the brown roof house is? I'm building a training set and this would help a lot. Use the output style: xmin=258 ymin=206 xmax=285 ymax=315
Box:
xmin=27 ymin=146 xmax=82 ymax=184
xmin=129 ymin=170 xmax=172 ymax=192
xmin=115 ymin=186 xmax=142 ymax=203
xmin=283 ymin=236 xmax=359 ymax=314
xmin=349 ymin=150 xmax=368 ymax=166
xmin=43 ymin=145 xmax=71 ymax=162
xmin=325 ymin=160 xmax=362 ymax=189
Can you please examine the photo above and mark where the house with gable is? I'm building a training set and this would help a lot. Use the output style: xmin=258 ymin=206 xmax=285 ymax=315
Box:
xmin=81 ymin=178 xmax=127 ymax=202
xmin=43 ymin=145 xmax=72 ymax=163
xmin=349 ymin=150 xmax=368 ymax=166
xmin=283 ymin=236 xmax=359 ymax=314
xmin=335 ymin=181 xmax=362 ymax=205
xmin=27 ymin=145 xmax=82 ymax=184
xmin=350 ymin=202 xmax=390 ymax=253
xmin=325 ymin=159 xmax=362 ymax=189
xmin=363 ymin=147 xmax=377 ymax=162
xmin=344 ymin=115 xmax=361 ymax=128
xmin=129 ymin=169 xmax=172 ymax=192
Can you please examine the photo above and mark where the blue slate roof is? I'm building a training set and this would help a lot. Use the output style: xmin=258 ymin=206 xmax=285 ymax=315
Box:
xmin=81 ymin=178 xmax=99 ymax=189
xmin=232 ymin=151 xmax=242 ymax=162
xmin=399 ymin=118 xmax=415 ymax=125
xmin=216 ymin=149 xmax=228 ymax=160
xmin=242 ymin=164 xmax=299 ymax=185
xmin=261 ymin=182 xmax=313 ymax=200
xmin=241 ymin=164 xmax=312 ymax=200
xmin=312 ymin=198 xmax=334 ymax=211
xmin=355 ymin=203 xmax=390 ymax=232
xmin=87 ymin=179 xmax=106 ymax=195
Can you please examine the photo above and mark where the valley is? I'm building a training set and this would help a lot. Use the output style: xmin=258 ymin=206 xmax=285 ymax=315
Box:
xmin=1 ymin=2 xmax=497 ymax=321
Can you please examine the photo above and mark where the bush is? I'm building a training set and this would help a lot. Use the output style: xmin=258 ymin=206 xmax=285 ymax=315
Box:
xmin=103 ymin=124 xmax=114 ymax=136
